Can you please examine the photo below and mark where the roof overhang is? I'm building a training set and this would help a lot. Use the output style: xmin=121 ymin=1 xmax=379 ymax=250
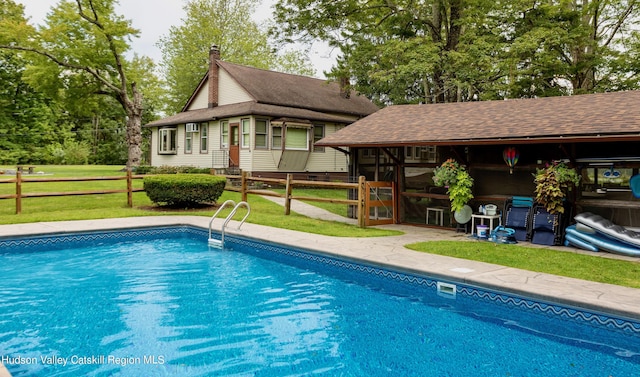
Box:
xmin=316 ymin=91 xmax=640 ymax=148
xmin=317 ymin=133 xmax=640 ymax=148
xmin=145 ymin=102 xmax=358 ymax=128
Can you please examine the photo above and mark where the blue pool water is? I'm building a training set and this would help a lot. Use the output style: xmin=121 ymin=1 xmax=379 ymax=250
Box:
xmin=0 ymin=227 xmax=639 ymax=376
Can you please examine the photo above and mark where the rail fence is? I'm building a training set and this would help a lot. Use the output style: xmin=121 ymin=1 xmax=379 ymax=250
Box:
xmin=0 ymin=170 xmax=369 ymax=227
xmin=223 ymin=171 xmax=367 ymax=227
xmin=0 ymin=170 xmax=144 ymax=214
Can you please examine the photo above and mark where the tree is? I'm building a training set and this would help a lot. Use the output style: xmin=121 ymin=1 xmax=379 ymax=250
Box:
xmin=569 ymin=0 xmax=640 ymax=93
xmin=501 ymin=0 xmax=640 ymax=96
xmin=0 ymin=0 xmax=150 ymax=167
xmin=272 ymin=0 xmax=507 ymax=104
xmin=272 ymin=0 xmax=640 ymax=105
xmin=0 ymin=0 xmax=68 ymax=164
xmin=158 ymin=0 xmax=315 ymax=113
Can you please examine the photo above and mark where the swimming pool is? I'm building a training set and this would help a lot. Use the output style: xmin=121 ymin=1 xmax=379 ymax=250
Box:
xmin=1 ymin=226 xmax=639 ymax=376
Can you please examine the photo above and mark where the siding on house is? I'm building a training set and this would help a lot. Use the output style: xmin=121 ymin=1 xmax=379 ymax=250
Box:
xmin=252 ymin=149 xmax=279 ymax=172
xmin=184 ymin=70 xmax=253 ymax=112
xmin=149 ymin=116 xmax=351 ymax=173
xmin=188 ymin=86 xmax=209 ymax=110
xmin=218 ymin=69 xmax=253 ymax=106
xmin=151 ymin=123 xmax=218 ymax=168
xmin=305 ymin=123 xmax=348 ymax=173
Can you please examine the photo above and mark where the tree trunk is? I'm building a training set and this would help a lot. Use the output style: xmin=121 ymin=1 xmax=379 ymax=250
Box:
xmin=125 ymin=82 xmax=143 ymax=168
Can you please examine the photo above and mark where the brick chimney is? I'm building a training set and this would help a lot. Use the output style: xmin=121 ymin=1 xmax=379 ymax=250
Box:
xmin=208 ymin=45 xmax=220 ymax=108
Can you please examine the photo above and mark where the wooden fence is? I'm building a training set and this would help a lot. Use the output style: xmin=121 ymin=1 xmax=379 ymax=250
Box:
xmin=0 ymin=170 xmax=144 ymax=214
xmin=0 ymin=170 xmax=368 ymax=226
xmin=224 ymin=171 xmax=367 ymax=227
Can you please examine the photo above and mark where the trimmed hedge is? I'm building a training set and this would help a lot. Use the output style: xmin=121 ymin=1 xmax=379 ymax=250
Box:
xmin=135 ymin=165 xmax=211 ymax=175
xmin=143 ymin=174 xmax=226 ymax=207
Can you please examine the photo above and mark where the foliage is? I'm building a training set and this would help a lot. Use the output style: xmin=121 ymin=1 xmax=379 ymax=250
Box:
xmin=272 ymin=0 xmax=640 ymax=104
xmin=0 ymin=3 xmax=67 ymax=165
xmin=158 ymin=0 xmax=315 ymax=113
xmin=44 ymin=140 xmax=91 ymax=165
xmin=143 ymin=174 xmax=226 ymax=207
xmin=433 ymin=159 xmax=474 ymax=212
xmin=141 ymin=165 xmax=212 ymax=175
xmin=0 ymin=0 xmax=162 ymax=167
xmin=534 ymin=162 xmax=580 ymax=214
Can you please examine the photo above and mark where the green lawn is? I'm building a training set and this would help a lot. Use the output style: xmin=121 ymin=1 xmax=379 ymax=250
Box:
xmin=1 ymin=165 xmax=639 ymax=289
xmin=272 ymin=187 xmax=350 ymax=216
xmin=406 ymin=241 xmax=640 ymax=289
xmin=0 ymin=165 xmax=398 ymax=238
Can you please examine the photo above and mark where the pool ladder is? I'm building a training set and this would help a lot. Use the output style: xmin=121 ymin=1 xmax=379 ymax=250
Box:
xmin=208 ymin=200 xmax=250 ymax=248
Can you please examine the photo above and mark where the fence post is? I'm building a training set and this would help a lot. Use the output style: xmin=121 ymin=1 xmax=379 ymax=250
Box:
xmin=241 ymin=171 xmax=248 ymax=202
xmin=357 ymin=176 xmax=366 ymax=228
xmin=15 ymin=171 xmax=22 ymax=214
xmin=284 ymin=174 xmax=293 ymax=215
xmin=126 ymin=169 xmax=133 ymax=207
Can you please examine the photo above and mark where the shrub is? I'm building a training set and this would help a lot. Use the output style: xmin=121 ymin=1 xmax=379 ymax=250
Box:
xmin=148 ymin=165 xmax=211 ymax=174
xmin=134 ymin=165 xmax=153 ymax=175
xmin=144 ymin=174 xmax=226 ymax=207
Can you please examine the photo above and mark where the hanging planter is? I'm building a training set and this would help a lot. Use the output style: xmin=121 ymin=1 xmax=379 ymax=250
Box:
xmin=433 ymin=158 xmax=474 ymax=213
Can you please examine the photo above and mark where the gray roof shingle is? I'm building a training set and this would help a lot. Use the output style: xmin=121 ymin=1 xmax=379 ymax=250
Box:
xmin=217 ymin=61 xmax=379 ymax=116
xmin=145 ymin=102 xmax=362 ymax=127
xmin=317 ymin=91 xmax=640 ymax=147
xmin=146 ymin=61 xmax=379 ymax=128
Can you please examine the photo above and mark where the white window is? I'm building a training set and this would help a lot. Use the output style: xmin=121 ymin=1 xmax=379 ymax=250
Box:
xmin=200 ymin=123 xmax=208 ymax=153
xmin=241 ymin=119 xmax=250 ymax=148
xmin=405 ymin=146 xmax=413 ymax=159
xmin=420 ymin=146 xmax=437 ymax=162
xmin=285 ymin=127 xmax=308 ymax=150
xmin=221 ymin=121 xmax=229 ymax=148
xmin=313 ymin=124 xmax=325 ymax=152
xmin=272 ymin=126 xmax=282 ymax=149
xmin=255 ymin=119 xmax=268 ymax=149
xmin=185 ymin=129 xmax=193 ymax=154
xmin=159 ymin=128 xmax=177 ymax=154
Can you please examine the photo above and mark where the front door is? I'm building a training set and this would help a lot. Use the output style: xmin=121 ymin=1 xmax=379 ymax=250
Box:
xmin=229 ymin=122 xmax=239 ymax=167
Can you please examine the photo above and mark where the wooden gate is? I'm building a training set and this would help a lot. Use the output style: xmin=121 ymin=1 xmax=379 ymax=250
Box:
xmin=365 ymin=181 xmax=395 ymax=226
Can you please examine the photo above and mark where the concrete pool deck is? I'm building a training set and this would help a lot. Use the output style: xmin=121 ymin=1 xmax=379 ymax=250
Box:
xmin=1 ymin=216 xmax=639 ymax=323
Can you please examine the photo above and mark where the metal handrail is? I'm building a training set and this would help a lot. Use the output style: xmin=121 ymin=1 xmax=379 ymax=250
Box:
xmin=221 ymin=201 xmax=251 ymax=246
xmin=208 ymin=200 xmax=250 ymax=248
xmin=208 ymin=200 xmax=236 ymax=241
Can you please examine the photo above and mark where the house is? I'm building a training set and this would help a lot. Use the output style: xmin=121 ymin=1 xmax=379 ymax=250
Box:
xmin=316 ymin=91 xmax=640 ymax=227
xmin=144 ymin=45 xmax=378 ymax=180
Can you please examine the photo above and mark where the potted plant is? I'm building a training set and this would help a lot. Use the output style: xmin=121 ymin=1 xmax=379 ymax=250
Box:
xmin=534 ymin=161 xmax=580 ymax=214
xmin=433 ymin=158 xmax=474 ymax=213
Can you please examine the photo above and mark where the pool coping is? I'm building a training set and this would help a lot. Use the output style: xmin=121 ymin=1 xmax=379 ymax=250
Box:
xmin=0 ymin=362 xmax=9 ymax=377
xmin=1 ymin=216 xmax=639 ymax=322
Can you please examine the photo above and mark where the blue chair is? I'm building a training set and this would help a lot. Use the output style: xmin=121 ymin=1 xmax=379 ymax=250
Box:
xmin=504 ymin=197 xmax=534 ymax=242
xmin=530 ymin=206 xmax=559 ymax=246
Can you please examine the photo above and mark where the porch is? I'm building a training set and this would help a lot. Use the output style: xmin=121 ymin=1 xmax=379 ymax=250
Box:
xmin=351 ymin=141 xmax=640 ymax=229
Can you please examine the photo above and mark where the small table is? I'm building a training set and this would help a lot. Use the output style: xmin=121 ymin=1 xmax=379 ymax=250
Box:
xmin=426 ymin=207 xmax=445 ymax=226
xmin=471 ymin=213 xmax=501 ymax=235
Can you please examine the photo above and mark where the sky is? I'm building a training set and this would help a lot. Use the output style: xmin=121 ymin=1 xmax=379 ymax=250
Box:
xmin=15 ymin=0 xmax=334 ymax=78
